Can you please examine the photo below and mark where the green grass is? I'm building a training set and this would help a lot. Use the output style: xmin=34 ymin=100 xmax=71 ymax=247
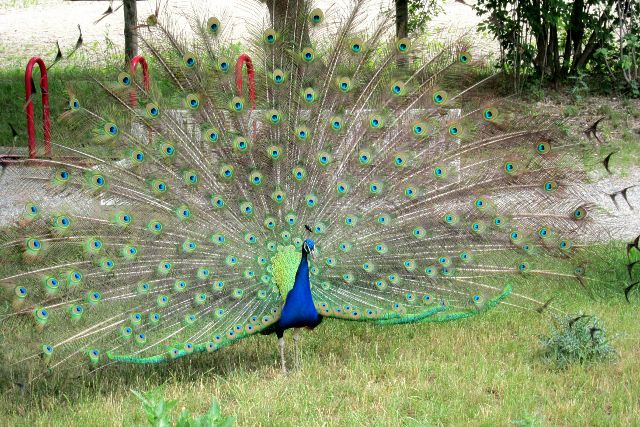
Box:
xmin=0 ymin=62 xmax=174 ymax=153
xmin=1 ymin=284 xmax=639 ymax=426
xmin=0 ymin=230 xmax=636 ymax=426
xmin=0 ymin=66 xmax=108 ymax=153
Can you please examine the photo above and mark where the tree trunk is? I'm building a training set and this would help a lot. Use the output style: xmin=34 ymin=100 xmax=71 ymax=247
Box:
xmin=265 ymin=0 xmax=310 ymax=46
xmin=571 ymin=0 xmax=586 ymax=60
xmin=531 ymin=0 xmax=547 ymax=75
xmin=396 ymin=0 xmax=408 ymax=39
xmin=562 ymin=0 xmax=584 ymax=74
xmin=123 ymin=0 xmax=138 ymax=63
xmin=549 ymin=24 xmax=560 ymax=84
xmin=571 ymin=0 xmax=614 ymax=73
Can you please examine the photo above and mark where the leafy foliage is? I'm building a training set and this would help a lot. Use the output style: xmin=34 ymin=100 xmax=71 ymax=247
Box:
xmin=473 ymin=0 xmax=640 ymax=94
xmin=539 ymin=314 xmax=616 ymax=369
xmin=132 ymin=388 xmax=235 ymax=427
xmin=407 ymin=0 xmax=444 ymax=33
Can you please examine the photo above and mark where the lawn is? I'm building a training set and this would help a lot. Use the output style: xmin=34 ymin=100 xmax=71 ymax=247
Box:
xmin=0 ymin=274 xmax=638 ymax=426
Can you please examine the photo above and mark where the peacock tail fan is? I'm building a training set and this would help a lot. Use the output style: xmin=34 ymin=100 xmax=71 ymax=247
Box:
xmin=0 ymin=0 xmax=623 ymax=378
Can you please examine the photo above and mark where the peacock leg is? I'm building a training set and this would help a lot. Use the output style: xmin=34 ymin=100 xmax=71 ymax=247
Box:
xmin=293 ymin=328 xmax=301 ymax=370
xmin=278 ymin=336 xmax=287 ymax=374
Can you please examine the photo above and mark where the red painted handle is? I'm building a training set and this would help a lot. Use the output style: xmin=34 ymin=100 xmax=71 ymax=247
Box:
xmin=129 ymin=55 xmax=150 ymax=107
xmin=235 ymin=54 xmax=256 ymax=109
xmin=25 ymin=57 xmax=51 ymax=159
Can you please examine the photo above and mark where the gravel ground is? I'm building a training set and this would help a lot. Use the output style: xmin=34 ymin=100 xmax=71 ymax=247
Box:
xmin=0 ymin=0 xmax=483 ymax=66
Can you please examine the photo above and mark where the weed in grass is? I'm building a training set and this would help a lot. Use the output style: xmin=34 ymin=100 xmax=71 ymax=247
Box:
xmin=563 ymin=104 xmax=580 ymax=117
xmin=132 ymin=387 xmax=236 ymax=427
xmin=539 ymin=314 xmax=616 ymax=369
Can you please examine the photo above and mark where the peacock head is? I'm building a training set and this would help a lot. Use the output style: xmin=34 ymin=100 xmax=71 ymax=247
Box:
xmin=302 ymin=238 xmax=316 ymax=257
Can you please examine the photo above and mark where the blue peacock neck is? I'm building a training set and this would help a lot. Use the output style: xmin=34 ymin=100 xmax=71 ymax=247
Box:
xmin=275 ymin=250 xmax=321 ymax=336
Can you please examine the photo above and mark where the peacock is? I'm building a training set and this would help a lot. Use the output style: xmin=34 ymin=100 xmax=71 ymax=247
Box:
xmin=0 ymin=0 xmax=627 ymax=378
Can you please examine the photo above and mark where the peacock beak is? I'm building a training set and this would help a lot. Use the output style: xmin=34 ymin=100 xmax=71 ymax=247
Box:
xmin=310 ymin=248 xmax=316 ymax=258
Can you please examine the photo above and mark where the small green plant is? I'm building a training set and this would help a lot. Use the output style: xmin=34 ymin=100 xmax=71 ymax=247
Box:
xmin=511 ymin=412 xmax=544 ymax=426
xmin=132 ymin=388 xmax=177 ymax=427
xmin=176 ymin=400 xmax=236 ymax=427
xmin=539 ymin=314 xmax=616 ymax=369
xmin=568 ymin=71 xmax=590 ymax=102
xmin=132 ymin=388 xmax=235 ymax=427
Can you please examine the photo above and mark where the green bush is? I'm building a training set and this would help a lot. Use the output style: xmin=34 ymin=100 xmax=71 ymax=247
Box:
xmin=539 ymin=314 xmax=616 ymax=369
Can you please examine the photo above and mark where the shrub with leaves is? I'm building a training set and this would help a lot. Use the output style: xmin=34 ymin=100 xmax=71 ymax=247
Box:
xmin=132 ymin=387 xmax=235 ymax=427
xmin=539 ymin=314 xmax=616 ymax=369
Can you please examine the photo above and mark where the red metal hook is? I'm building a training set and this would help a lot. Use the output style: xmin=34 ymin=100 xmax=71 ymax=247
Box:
xmin=25 ymin=57 xmax=51 ymax=159
xmin=129 ymin=55 xmax=150 ymax=106
xmin=235 ymin=54 xmax=256 ymax=137
xmin=235 ymin=54 xmax=256 ymax=110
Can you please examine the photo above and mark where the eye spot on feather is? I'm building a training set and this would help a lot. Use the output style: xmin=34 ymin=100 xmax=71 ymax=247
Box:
xmin=26 ymin=203 xmax=39 ymax=216
xmin=433 ymin=91 xmax=447 ymax=104
xmin=183 ymin=53 xmax=196 ymax=68
xmin=310 ymin=8 xmax=324 ymax=24
xmin=176 ymin=206 xmax=191 ymax=220
xmin=469 ymin=222 xmax=482 ymax=233
xmin=273 ymin=69 xmax=285 ymax=84
xmin=377 ymin=214 xmax=391 ymax=225
xmin=474 ymin=198 xmax=487 ymax=209
xmin=264 ymin=29 xmax=277 ymax=44
xmin=292 ymin=167 xmax=306 ymax=181
xmin=369 ymin=181 xmax=383 ymax=194
xmin=344 ymin=214 xmax=357 ymax=226
xmin=302 ymin=49 xmax=315 ymax=62
xmin=396 ymin=37 xmax=411 ymax=52
xmin=219 ymin=164 xmax=234 ymax=179
xmin=240 ymin=201 xmax=254 ymax=215
xmin=350 ymin=37 xmax=365 ymax=53
xmin=271 ymin=188 xmax=286 ymax=203
xmin=306 ymin=194 xmax=318 ymax=207
xmin=186 ymin=94 xmax=200 ymax=109
xmin=573 ymin=207 xmax=587 ymax=220
xmin=483 ymin=108 xmax=496 ymax=120
xmin=207 ymin=17 xmax=221 ymax=34
xmin=336 ymin=181 xmax=350 ymax=195
xmin=504 ymin=162 xmax=516 ymax=174
xmin=317 ymin=151 xmax=332 ymax=165
xmin=443 ymin=212 xmax=458 ymax=225
xmin=118 ymin=72 xmax=131 ymax=86
xmin=359 ymin=149 xmax=372 ymax=165
xmin=88 ymin=291 xmax=102 ymax=304
xmin=537 ymin=141 xmax=551 ymax=154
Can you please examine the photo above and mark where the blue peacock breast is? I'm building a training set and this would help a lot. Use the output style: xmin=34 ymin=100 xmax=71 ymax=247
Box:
xmin=277 ymin=254 xmax=321 ymax=330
